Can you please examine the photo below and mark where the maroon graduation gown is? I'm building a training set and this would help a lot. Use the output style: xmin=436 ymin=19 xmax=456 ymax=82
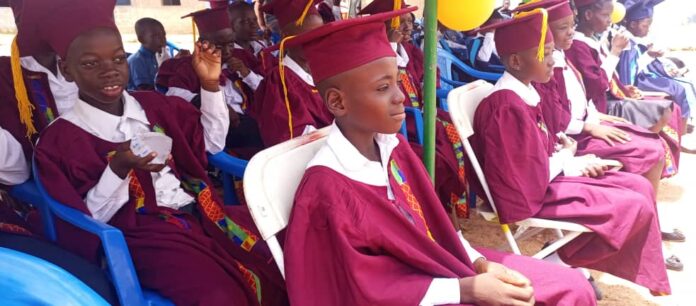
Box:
xmin=468 ymin=89 xmax=670 ymax=295
xmin=565 ymin=40 xmax=611 ymax=113
xmin=534 ymin=67 xmax=665 ymax=176
xmin=232 ymin=45 xmax=263 ymax=76
xmin=34 ymin=92 xmax=286 ymax=305
xmin=250 ymin=61 xmax=333 ymax=147
xmin=285 ymin=135 xmax=595 ymax=305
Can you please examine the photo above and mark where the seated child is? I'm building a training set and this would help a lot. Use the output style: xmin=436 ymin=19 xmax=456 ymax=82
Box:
xmin=160 ymin=7 xmax=264 ymax=157
xmin=517 ymin=0 xmax=668 ymax=194
xmin=470 ymin=7 xmax=670 ymax=294
xmin=32 ymin=0 xmax=286 ymax=304
xmin=284 ymin=7 xmax=596 ymax=306
xmin=227 ymin=1 xmax=266 ymax=77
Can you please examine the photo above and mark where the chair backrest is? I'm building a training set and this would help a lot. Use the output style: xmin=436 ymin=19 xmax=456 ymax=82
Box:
xmin=243 ymin=127 xmax=331 ymax=241
xmin=437 ymin=48 xmax=503 ymax=82
xmin=447 ymin=81 xmax=503 ymax=217
xmin=468 ymin=38 xmax=482 ymax=67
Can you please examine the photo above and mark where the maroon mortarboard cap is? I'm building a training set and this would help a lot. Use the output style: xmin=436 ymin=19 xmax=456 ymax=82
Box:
xmin=478 ymin=8 xmax=553 ymax=60
xmin=261 ymin=0 xmax=322 ymax=29
xmin=183 ymin=7 xmax=231 ymax=35
xmin=274 ymin=6 xmax=417 ymax=83
xmin=358 ymin=0 xmax=408 ymax=15
xmin=18 ymin=0 xmax=117 ymax=58
xmin=514 ymin=0 xmax=572 ymax=22
xmin=573 ymin=0 xmax=598 ymax=8
xmin=201 ymin=0 xmax=229 ymax=9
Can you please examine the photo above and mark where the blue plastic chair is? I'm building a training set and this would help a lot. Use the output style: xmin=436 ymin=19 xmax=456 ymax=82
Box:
xmin=208 ymin=152 xmax=249 ymax=205
xmin=399 ymin=106 xmax=424 ymax=146
xmin=31 ymin=163 xmax=173 ymax=306
xmin=0 ymin=247 xmax=109 ymax=306
xmin=165 ymin=41 xmax=180 ymax=58
xmin=466 ymin=38 xmax=506 ymax=73
xmin=437 ymin=48 xmax=503 ymax=86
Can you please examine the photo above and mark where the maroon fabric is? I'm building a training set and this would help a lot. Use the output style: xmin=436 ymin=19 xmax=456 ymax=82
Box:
xmin=21 ymin=0 xmax=117 ymax=58
xmin=182 ymin=7 xmax=231 ymax=34
xmin=565 ymin=39 xmax=610 ymax=113
xmin=261 ymin=0 xmax=321 ymax=29
xmin=232 ymin=46 xmax=263 ymax=76
xmin=249 ymin=61 xmax=333 ymax=147
xmin=479 ymin=10 xmax=554 ymax=57
xmin=358 ymin=0 xmax=408 ymax=15
xmin=513 ymin=0 xmax=573 ymax=22
xmin=0 ymin=57 xmax=60 ymax=162
xmin=468 ymin=89 xmax=670 ymax=294
xmin=403 ymin=42 xmax=424 ymax=86
xmin=285 ymin=135 xmax=595 ymax=305
xmin=535 ymin=66 xmax=665 ymax=176
xmin=34 ymin=92 xmax=287 ymax=305
xmin=270 ymin=8 xmax=416 ymax=83
xmin=573 ymin=0 xmax=598 ymax=7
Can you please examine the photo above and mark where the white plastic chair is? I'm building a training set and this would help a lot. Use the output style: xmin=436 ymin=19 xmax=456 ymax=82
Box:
xmin=243 ymin=127 xmax=331 ymax=278
xmin=447 ymin=80 xmax=592 ymax=259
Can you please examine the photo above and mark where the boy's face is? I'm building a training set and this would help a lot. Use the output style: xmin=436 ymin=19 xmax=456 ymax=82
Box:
xmin=550 ymin=15 xmax=575 ymax=51
xmin=61 ymin=27 xmax=129 ymax=107
xmin=324 ymin=57 xmax=405 ymax=134
xmin=139 ymin=24 xmax=166 ymax=53
xmin=506 ymin=42 xmax=555 ymax=83
xmin=202 ymin=28 xmax=236 ymax=63
xmin=628 ymin=17 xmax=652 ymax=38
xmin=230 ymin=8 xmax=260 ymax=42
xmin=583 ymin=1 xmax=613 ymax=33
xmin=399 ymin=14 xmax=414 ymax=43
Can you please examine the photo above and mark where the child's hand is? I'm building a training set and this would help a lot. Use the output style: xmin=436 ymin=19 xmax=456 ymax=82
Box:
xmin=625 ymin=85 xmax=643 ymax=99
xmin=582 ymin=163 xmax=608 ymax=178
xmin=193 ymin=41 xmax=222 ymax=92
xmin=584 ymin=123 xmax=631 ymax=146
xmin=175 ymin=49 xmax=191 ymax=59
xmin=109 ymin=142 xmax=168 ymax=179
xmin=387 ymin=28 xmax=403 ymax=43
xmin=560 ymin=134 xmax=578 ymax=156
xmin=610 ymin=32 xmax=629 ymax=56
xmin=475 ymin=259 xmax=532 ymax=288
xmin=598 ymin=113 xmax=630 ymax=124
xmin=459 ymin=273 xmax=535 ymax=306
xmin=227 ymin=57 xmax=251 ymax=77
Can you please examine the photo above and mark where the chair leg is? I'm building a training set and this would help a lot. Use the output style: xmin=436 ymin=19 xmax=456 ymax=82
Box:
xmin=501 ymin=224 xmax=522 ymax=255
xmin=532 ymin=231 xmax=582 ymax=259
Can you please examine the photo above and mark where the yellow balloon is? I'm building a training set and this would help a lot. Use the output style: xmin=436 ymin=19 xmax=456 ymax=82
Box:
xmin=438 ymin=0 xmax=497 ymax=32
xmin=611 ymin=2 xmax=626 ymax=24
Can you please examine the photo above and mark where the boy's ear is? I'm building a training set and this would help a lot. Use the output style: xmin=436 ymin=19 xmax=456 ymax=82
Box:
xmin=583 ymin=9 xmax=593 ymax=23
xmin=324 ymin=87 xmax=347 ymax=117
xmin=507 ymin=54 xmax=522 ymax=72
xmin=59 ymin=59 xmax=74 ymax=82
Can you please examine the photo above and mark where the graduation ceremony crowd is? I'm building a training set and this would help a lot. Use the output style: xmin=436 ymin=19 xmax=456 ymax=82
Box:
xmin=0 ymin=0 xmax=693 ymax=304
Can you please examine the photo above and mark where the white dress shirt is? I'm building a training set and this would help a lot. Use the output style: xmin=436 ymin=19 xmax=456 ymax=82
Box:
xmin=391 ymin=43 xmax=411 ymax=68
xmin=492 ymin=72 xmax=574 ymax=181
xmin=20 ymin=56 xmax=79 ymax=115
xmin=553 ymin=50 xmax=600 ymax=135
xmin=58 ymin=89 xmax=228 ymax=222
xmin=0 ymin=126 xmax=30 ymax=185
xmin=308 ymin=123 xmax=486 ymax=306
xmin=477 ymin=32 xmax=499 ymax=63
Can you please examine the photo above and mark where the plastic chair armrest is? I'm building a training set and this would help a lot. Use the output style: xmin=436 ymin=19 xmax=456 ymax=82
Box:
xmin=208 ymin=152 xmax=248 ymax=177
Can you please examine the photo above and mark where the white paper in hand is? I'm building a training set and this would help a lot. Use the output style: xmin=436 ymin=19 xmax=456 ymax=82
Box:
xmin=130 ymin=132 xmax=173 ymax=164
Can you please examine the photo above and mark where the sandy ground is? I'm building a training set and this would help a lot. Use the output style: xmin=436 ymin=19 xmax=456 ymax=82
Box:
xmin=461 ymin=151 xmax=696 ymax=306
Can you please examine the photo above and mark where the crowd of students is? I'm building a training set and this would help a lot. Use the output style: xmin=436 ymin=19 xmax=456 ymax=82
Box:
xmin=0 ymin=0 xmax=691 ymax=305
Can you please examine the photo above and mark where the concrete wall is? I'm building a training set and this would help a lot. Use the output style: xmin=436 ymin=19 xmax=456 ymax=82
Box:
xmin=0 ymin=0 xmax=206 ymax=34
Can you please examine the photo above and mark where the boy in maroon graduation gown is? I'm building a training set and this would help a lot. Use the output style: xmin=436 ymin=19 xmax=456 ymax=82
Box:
xmin=159 ymin=6 xmax=264 ymax=158
xmin=516 ymin=0 xmax=668 ymax=194
xmin=284 ymin=8 xmax=596 ymax=306
xmin=470 ymin=7 xmax=670 ymax=294
xmin=32 ymin=0 xmax=286 ymax=304
xmin=250 ymin=0 xmax=331 ymax=147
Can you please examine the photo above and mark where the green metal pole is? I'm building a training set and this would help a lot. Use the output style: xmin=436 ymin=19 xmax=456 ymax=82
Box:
xmin=422 ymin=0 xmax=438 ymax=183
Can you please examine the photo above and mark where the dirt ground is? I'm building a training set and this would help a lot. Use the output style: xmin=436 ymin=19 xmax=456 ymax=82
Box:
xmin=461 ymin=149 xmax=696 ymax=305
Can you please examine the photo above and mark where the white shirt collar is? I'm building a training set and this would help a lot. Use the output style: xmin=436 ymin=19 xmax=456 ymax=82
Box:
xmin=573 ymin=32 xmax=600 ymax=52
xmin=63 ymin=91 xmax=150 ymax=141
xmin=391 ymin=43 xmax=410 ymax=68
xmin=20 ymin=56 xmax=78 ymax=115
xmin=307 ymin=122 xmax=400 ymax=188
xmin=492 ymin=71 xmax=541 ymax=107
xmin=553 ymin=49 xmax=567 ymax=69
xmin=283 ymin=55 xmax=315 ymax=87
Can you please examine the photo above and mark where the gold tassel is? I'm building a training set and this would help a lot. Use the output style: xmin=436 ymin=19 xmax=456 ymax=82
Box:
xmin=10 ymin=36 xmax=37 ymax=140
xmin=295 ymin=0 xmax=315 ymax=27
xmin=278 ymin=36 xmax=297 ymax=139
xmin=514 ymin=8 xmax=548 ymax=62
xmin=391 ymin=0 xmax=402 ymax=29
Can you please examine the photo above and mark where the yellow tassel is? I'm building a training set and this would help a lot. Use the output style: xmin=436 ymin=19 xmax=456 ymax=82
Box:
xmin=295 ymin=0 xmax=315 ymax=27
xmin=514 ymin=8 xmax=548 ymax=62
xmin=390 ymin=0 xmax=402 ymax=29
xmin=10 ymin=36 xmax=37 ymax=140
xmin=192 ymin=19 xmax=197 ymax=46
xmin=278 ymin=36 xmax=297 ymax=139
